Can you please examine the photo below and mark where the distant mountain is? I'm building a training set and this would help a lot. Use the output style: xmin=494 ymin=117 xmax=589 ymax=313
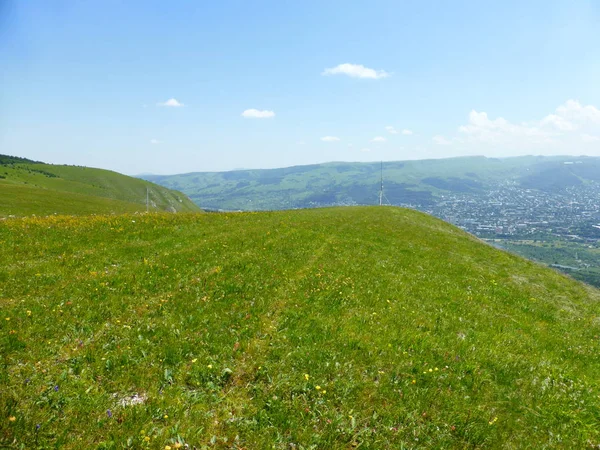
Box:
xmin=140 ymin=155 xmax=600 ymax=211
xmin=0 ymin=155 xmax=201 ymax=217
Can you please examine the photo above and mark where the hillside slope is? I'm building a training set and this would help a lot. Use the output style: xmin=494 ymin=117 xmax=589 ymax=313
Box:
xmin=0 ymin=155 xmax=201 ymax=216
xmin=2 ymin=207 xmax=600 ymax=448
xmin=141 ymin=155 xmax=600 ymax=210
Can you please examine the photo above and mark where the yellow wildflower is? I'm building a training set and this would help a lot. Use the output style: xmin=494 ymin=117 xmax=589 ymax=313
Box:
xmin=9 ymin=416 xmax=16 ymax=422
xmin=304 ymin=374 xmax=309 ymax=380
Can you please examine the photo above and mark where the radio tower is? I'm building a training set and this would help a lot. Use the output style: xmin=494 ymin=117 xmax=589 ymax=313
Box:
xmin=379 ymin=161 xmax=383 ymax=206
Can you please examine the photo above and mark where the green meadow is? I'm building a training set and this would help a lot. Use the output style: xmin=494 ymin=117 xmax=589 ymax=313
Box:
xmin=2 ymin=207 xmax=600 ymax=449
xmin=0 ymin=156 xmax=200 ymax=217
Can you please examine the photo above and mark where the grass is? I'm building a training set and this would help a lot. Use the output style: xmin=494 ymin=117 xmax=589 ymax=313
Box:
xmin=2 ymin=206 xmax=600 ymax=448
xmin=0 ymin=158 xmax=200 ymax=217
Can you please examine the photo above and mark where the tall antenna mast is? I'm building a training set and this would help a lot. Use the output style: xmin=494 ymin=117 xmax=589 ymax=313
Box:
xmin=379 ymin=161 xmax=383 ymax=206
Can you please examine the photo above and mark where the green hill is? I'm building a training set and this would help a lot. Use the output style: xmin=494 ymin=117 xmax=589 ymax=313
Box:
xmin=0 ymin=155 xmax=201 ymax=216
xmin=141 ymin=155 xmax=600 ymax=210
xmin=2 ymin=207 xmax=600 ymax=448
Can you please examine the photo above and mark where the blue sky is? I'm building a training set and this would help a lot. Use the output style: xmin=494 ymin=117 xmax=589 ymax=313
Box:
xmin=2 ymin=0 xmax=600 ymax=174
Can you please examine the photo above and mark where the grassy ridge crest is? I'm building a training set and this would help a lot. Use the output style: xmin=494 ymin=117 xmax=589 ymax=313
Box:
xmin=1 ymin=207 xmax=600 ymax=448
xmin=0 ymin=155 xmax=201 ymax=216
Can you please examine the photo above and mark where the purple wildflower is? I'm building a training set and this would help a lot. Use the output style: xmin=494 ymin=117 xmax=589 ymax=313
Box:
xmin=53 ymin=385 xmax=59 ymax=392
xmin=107 ymin=409 xmax=112 ymax=418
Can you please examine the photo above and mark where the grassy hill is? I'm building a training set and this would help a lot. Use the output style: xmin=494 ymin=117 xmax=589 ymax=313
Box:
xmin=2 ymin=207 xmax=600 ymax=448
xmin=0 ymin=155 xmax=201 ymax=216
xmin=141 ymin=155 xmax=600 ymax=210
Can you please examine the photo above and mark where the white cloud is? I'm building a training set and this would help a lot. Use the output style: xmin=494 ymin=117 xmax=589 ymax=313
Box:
xmin=555 ymin=99 xmax=600 ymax=124
xmin=401 ymin=129 xmax=413 ymax=135
xmin=540 ymin=114 xmax=575 ymax=131
xmin=296 ymin=141 xmax=306 ymax=145
xmin=457 ymin=110 xmax=552 ymax=145
xmin=433 ymin=136 xmax=451 ymax=146
xmin=385 ymin=126 xmax=398 ymax=134
xmin=150 ymin=139 xmax=160 ymax=145
xmin=322 ymin=63 xmax=389 ymax=79
xmin=360 ymin=148 xmax=371 ymax=152
xmin=437 ymin=99 xmax=600 ymax=157
xmin=371 ymin=136 xmax=386 ymax=142
xmin=321 ymin=136 xmax=340 ymax=142
xmin=242 ymin=109 xmax=275 ymax=119
xmin=157 ymin=98 xmax=184 ymax=107
xmin=581 ymin=133 xmax=600 ymax=143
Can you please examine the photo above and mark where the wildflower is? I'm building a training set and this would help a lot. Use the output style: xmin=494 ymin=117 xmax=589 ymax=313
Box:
xmin=163 ymin=414 xmax=168 ymax=419
xmin=107 ymin=410 xmax=112 ymax=418
xmin=26 ymin=310 xmax=32 ymax=316
xmin=165 ymin=446 xmax=171 ymax=450
xmin=315 ymin=385 xmax=321 ymax=390
xmin=207 ymin=364 xmax=213 ymax=369
xmin=5 ymin=317 xmax=9 ymax=321
xmin=54 ymin=385 xmax=59 ymax=392
xmin=191 ymin=358 xmax=197 ymax=363
xmin=36 ymin=424 xmax=40 ymax=430
xmin=174 ymin=443 xmax=182 ymax=449
xmin=144 ymin=436 xmax=150 ymax=442
xmin=304 ymin=374 xmax=310 ymax=380
xmin=9 ymin=416 xmax=16 ymax=422
xmin=412 ymin=379 xmax=416 ymax=384
xmin=428 ymin=368 xmax=433 ymax=372
xmin=488 ymin=417 xmax=498 ymax=425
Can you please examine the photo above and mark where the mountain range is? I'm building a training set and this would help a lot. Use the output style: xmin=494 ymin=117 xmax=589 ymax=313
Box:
xmin=141 ymin=155 xmax=600 ymax=211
